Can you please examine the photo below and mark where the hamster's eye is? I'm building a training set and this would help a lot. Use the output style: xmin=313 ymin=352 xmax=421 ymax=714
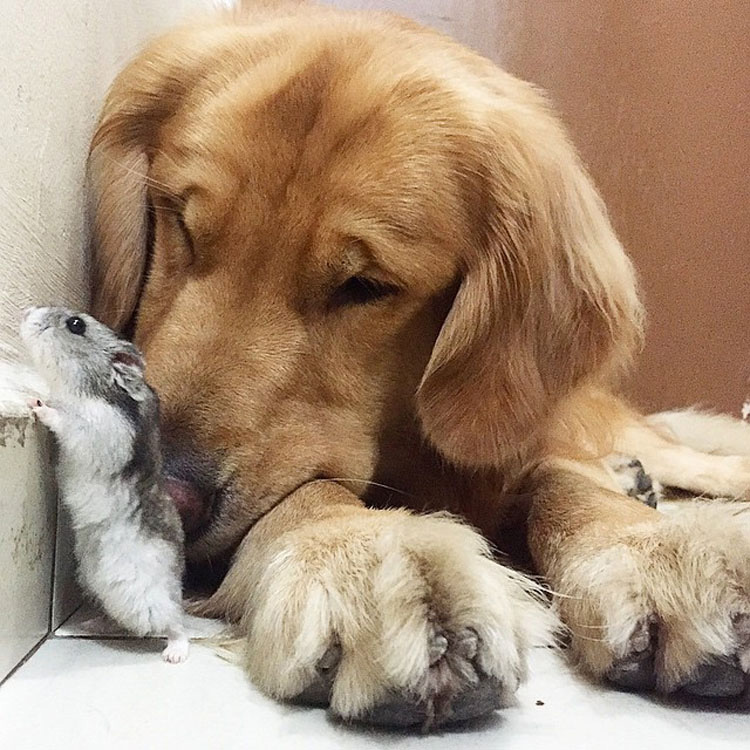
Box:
xmin=65 ymin=316 xmax=86 ymax=336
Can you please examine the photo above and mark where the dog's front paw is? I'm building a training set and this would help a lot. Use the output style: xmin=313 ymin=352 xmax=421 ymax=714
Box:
xmin=240 ymin=510 xmax=555 ymax=729
xmin=560 ymin=504 xmax=750 ymax=697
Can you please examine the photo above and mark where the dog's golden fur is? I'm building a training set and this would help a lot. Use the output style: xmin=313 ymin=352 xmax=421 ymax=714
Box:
xmin=88 ymin=1 xmax=750 ymax=725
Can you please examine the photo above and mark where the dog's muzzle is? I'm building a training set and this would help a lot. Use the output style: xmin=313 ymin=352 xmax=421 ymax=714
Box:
xmin=162 ymin=445 xmax=221 ymax=536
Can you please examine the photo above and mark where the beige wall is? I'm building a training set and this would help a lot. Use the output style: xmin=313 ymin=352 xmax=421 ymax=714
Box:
xmin=494 ymin=1 xmax=750 ymax=415
xmin=0 ymin=0 xmax=211 ymax=361
xmin=327 ymin=0 xmax=502 ymax=60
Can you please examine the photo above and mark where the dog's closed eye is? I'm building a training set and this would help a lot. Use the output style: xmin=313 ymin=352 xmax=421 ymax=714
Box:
xmin=332 ymin=276 xmax=399 ymax=308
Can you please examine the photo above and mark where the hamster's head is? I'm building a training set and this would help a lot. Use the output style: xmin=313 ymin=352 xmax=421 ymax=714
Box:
xmin=20 ymin=306 xmax=147 ymax=400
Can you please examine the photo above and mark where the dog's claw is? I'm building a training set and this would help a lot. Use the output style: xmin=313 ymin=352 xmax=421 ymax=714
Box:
xmin=428 ymin=634 xmax=449 ymax=665
xmin=290 ymin=644 xmax=342 ymax=707
xmin=317 ymin=643 xmax=341 ymax=672
xmin=454 ymin=628 xmax=479 ymax=661
xmin=678 ymin=614 xmax=749 ymax=697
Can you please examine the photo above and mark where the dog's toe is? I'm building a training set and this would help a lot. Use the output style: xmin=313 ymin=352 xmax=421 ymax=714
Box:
xmin=680 ymin=613 xmax=750 ymax=698
xmin=361 ymin=691 xmax=424 ymax=728
xmin=682 ymin=660 xmax=746 ymax=698
xmin=448 ymin=675 xmax=504 ymax=722
xmin=361 ymin=674 xmax=502 ymax=729
xmin=607 ymin=652 xmax=656 ymax=691
xmin=357 ymin=626 xmax=503 ymax=730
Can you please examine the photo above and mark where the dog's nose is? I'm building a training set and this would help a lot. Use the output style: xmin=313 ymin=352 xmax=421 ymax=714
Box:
xmin=162 ymin=446 xmax=220 ymax=535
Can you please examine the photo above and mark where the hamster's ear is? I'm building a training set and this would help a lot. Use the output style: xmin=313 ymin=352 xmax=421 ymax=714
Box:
xmin=113 ymin=349 xmax=144 ymax=372
xmin=416 ymin=84 xmax=644 ymax=469
xmin=88 ymin=30 xmax=216 ymax=332
xmin=112 ymin=348 xmax=148 ymax=400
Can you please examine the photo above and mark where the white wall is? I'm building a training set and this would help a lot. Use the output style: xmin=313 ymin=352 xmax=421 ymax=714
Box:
xmin=0 ymin=0 xmax=212 ymax=683
xmin=0 ymin=0 xmax=216 ymax=363
xmin=325 ymin=0 xmax=502 ymax=61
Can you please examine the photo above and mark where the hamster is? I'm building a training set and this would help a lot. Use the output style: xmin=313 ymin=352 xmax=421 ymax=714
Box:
xmin=20 ymin=306 xmax=189 ymax=663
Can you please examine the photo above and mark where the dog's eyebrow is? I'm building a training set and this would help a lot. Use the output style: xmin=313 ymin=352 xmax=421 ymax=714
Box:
xmin=338 ymin=222 xmax=447 ymax=286
xmin=338 ymin=233 xmax=407 ymax=281
xmin=178 ymin=185 xmax=202 ymax=204
xmin=338 ymin=239 xmax=371 ymax=273
xmin=330 ymin=238 xmax=393 ymax=283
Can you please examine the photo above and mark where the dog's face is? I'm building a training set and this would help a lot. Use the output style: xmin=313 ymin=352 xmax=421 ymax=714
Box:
xmin=89 ymin=8 xmax=643 ymax=561
xmin=135 ymin=56 xmax=466 ymax=556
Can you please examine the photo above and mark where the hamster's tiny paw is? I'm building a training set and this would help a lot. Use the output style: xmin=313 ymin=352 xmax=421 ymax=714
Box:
xmin=27 ymin=399 xmax=62 ymax=430
xmin=32 ymin=399 xmax=62 ymax=432
xmin=162 ymin=637 xmax=190 ymax=664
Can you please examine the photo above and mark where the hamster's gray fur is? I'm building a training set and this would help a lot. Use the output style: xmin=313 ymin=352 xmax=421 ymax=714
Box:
xmin=20 ymin=306 xmax=189 ymax=662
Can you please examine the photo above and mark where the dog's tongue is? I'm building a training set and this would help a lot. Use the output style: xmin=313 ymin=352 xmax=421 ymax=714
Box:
xmin=165 ymin=477 xmax=208 ymax=534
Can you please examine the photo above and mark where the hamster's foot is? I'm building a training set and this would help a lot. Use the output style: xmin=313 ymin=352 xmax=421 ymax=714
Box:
xmin=162 ymin=632 xmax=190 ymax=663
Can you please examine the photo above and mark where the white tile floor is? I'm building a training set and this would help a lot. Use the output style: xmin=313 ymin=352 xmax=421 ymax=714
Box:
xmin=1 ymin=612 xmax=747 ymax=750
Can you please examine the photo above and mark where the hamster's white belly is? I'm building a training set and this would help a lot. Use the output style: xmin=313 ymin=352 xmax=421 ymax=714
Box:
xmin=64 ymin=480 xmax=184 ymax=636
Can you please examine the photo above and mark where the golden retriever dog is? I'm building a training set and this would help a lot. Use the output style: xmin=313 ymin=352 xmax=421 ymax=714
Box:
xmin=88 ymin=0 xmax=750 ymax=728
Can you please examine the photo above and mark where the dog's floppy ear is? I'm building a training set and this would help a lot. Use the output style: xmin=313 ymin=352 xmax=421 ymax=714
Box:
xmin=88 ymin=131 xmax=149 ymax=333
xmin=417 ymin=88 xmax=644 ymax=469
xmin=87 ymin=31 xmax=213 ymax=332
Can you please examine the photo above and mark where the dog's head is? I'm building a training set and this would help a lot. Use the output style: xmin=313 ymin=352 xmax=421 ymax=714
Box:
xmin=88 ymin=7 xmax=643 ymax=560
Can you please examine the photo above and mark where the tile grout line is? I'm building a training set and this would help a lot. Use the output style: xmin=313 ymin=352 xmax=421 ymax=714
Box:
xmin=0 ymin=632 xmax=51 ymax=688
xmin=46 ymin=464 xmax=59 ymax=633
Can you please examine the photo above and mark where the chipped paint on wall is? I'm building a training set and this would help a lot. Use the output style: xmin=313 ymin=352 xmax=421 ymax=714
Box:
xmin=0 ymin=420 xmax=56 ymax=681
xmin=0 ymin=415 xmax=30 ymax=449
